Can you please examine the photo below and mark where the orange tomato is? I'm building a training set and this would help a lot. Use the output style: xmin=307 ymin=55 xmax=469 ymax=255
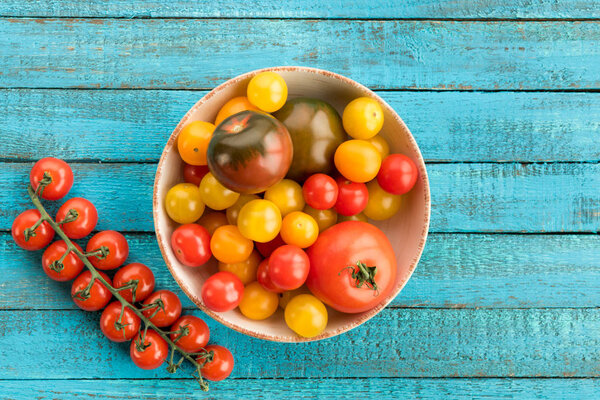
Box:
xmin=214 ymin=96 xmax=259 ymax=126
xmin=177 ymin=121 xmax=215 ymax=166
xmin=210 ymin=225 xmax=254 ymax=264
xmin=334 ymin=140 xmax=381 ymax=183
xmin=197 ymin=211 xmax=228 ymax=236
xmin=280 ymin=211 xmax=319 ymax=248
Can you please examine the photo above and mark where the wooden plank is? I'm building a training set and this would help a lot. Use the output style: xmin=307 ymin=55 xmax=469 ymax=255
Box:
xmin=2 ymin=89 xmax=599 ymax=163
xmin=2 ymin=233 xmax=599 ymax=310
xmin=1 ymin=19 xmax=599 ymax=90
xmin=1 ymin=308 xmax=599 ymax=379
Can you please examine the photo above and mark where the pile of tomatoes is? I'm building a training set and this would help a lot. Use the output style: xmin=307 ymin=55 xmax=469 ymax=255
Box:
xmin=167 ymin=71 xmax=418 ymax=338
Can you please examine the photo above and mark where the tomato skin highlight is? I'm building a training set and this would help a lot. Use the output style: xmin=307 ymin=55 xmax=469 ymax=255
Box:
xmin=171 ymin=224 xmax=212 ymax=267
xmin=302 ymin=173 xmax=338 ymax=210
xmin=377 ymin=154 xmax=419 ymax=195
xmin=334 ymin=178 xmax=368 ymax=216
xmin=12 ymin=209 xmax=55 ymax=250
xmin=86 ymin=230 xmax=129 ymax=270
xmin=55 ymin=197 xmax=98 ymax=239
xmin=113 ymin=262 xmax=155 ymax=303
xmin=30 ymin=157 xmax=74 ymax=200
xmin=100 ymin=301 xmax=141 ymax=342
xmin=130 ymin=329 xmax=168 ymax=370
xmin=170 ymin=315 xmax=210 ymax=353
xmin=71 ymin=271 xmax=113 ymax=311
xmin=42 ymin=240 xmax=84 ymax=281
xmin=268 ymin=245 xmax=310 ymax=291
xmin=142 ymin=290 xmax=182 ymax=328
xmin=201 ymin=271 xmax=244 ymax=312
xmin=200 ymin=345 xmax=234 ymax=381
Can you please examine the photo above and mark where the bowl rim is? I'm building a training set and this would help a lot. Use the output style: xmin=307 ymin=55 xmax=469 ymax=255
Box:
xmin=153 ymin=66 xmax=431 ymax=343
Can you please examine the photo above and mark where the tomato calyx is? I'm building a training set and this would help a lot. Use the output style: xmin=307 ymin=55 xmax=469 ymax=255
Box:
xmin=84 ymin=245 xmax=110 ymax=260
xmin=23 ymin=217 xmax=45 ymax=241
xmin=33 ymin=171 xmax=53 ymax=197
xmin=72 ymin=276 xmax=96 ymax=301
xmin=340 ymin=261 xmax=379 ymax=292
xmin=57 ymin=208 xmax=79 ymax=225
xmin=115 ymin=279 xmax=140 ymax=302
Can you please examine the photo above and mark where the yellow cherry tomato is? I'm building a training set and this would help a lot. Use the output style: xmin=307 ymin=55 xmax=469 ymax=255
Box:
xmin=210 ymin=225 xmax=254 ymax=264
xmin=338 ymin=212 xmax=368 ymax=223
xmin=334 ymin=140 xmax=381 ymax=183
xmin=279 ymin=286 xmax=311 ymax=310
xmin=264 ymin=179 xmax=305 ymax=217
xmin=164 ymin=183 xmax=205 ymax=224
xmin=284 ymin=294 xmax=328 ymax=338
xmin=280 ymin=211 xmax=318 ymax=248
xmin=197 ymin=211 xmax=228 ymax=236
xmin=367 ymin=134 xmax=390 ymax=159
xmin=247 ymin=71 xmax=288 ymax=112
xmin=177 ymin=121 xmax=215 ymax=166
xmin=239 ymin=281 xmax=279 ymax=320
xmin=342 ymin=97 xmax=384 ymax=140
xmin=218 ymin=250 xmax=262 ymax=285
xmin=226 ymin=194 xmax=260 ymax=225
xmin=363 ymin=180 xmax=402 ymax=221
xmin=237 ymin=199 xmax=282 ymax=243
xmin=303 ymin=205 xmax=337 ymax=232
xmin=215 ymin=96 xmax=260 ymax=126
xmin=199 ymin=172 xmax=240 ymax=210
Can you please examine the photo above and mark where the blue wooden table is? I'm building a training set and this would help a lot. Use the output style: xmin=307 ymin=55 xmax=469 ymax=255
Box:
xmin=1 ymin=1 xmax=599 ymax=398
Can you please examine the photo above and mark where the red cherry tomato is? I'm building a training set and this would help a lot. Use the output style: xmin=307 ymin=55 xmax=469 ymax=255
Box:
xmin=268 ymin=245 xmax=310 ymax=291
xmin=199 ymin=345 xmax=234 ymax=381
xmin=142 ymin=290 xmax=182 ymax=328
xmin=170 ymin=315 xmax=210 ymax=353
xmin=377 ymin=154 xmax=418 ymax=195
xmin=183 ymin=163 xmax=210 ymax=186
xmin=55 ymin=197 xmax=98 ymax=239
xmin=130 ymin=329 xmax=168 ymax=370
xmin=86 ymin=230 xmax=129 ymax=270
xmin=113 ymin=262 xmax=155 ymax=303
xmin=254 ymin=234 xmax=285 ymax=258
xmin=334 ymin=178 xmax=368 ymax=216
xmin=71 ymin=270 xmax=113 ymax=311
xmin=11 ymin=209 xmax=55 ymax=250
xmin=201 ymin=271 xmax=244 ymax=312
xmin=171 ymin=224 xmax=212 ymax=267
xmin=302 ymin=174 xmax=338 ymax=210
xmin=100 ymin=301 xmax=141 ymax=342
xmin=42 ymin=240 xmax=84 ymax=281
xmin=30 ymin=157 xmax=74 ymax=200
xmin=256 ymin=258 xmax=283 ymax=293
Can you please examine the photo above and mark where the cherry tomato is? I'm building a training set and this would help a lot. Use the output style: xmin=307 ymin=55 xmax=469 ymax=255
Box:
xmin=303 ymin=205 xmax=337 ymax=232
xmin=55 ymin=197 xmax=98 ymax=239
xmin=268 ymin=245 xmax=310 ymax=291
xmin=30 ymin=157 xmax=73 ymax=200
xmin=165 ymin=183 xmax=205 ymax=224
xmin=334 ymin=140 xmax=381 ymax=183
xmin=71 ymin=270 xmax=112 ymax=311
xmin=100 ymin=301 xmax=141 ymax=342
xmin=264 ymin=179 xmax=305 ymax=217
xmin=278 ymin=286 xmax=311 ymax=310
xmin=334 ymin=178 xmax=368 ymax=216
xmin=239 ymin=281 xmax=279 ymax=320
xmin=247 ymin=71 xmax=287 ymax=112
xmin=113 ymin=262 xmax=155 ymax=303
xmin=130 ymin=329 xmax=168 ymax=370
xmin=280 ymin=211 xmax=318 ymax=248
xmin=201 ymin=271 xmax=244 ymax=312
xmin=257 ymin=259 xmax=283 ymax=293
xmin=363 ymin=180 xmax=402 ymax=220
xmin=183 ymin=163 xmax=210 ymax=186
xmin=367 ymin=134 xmax=390 ymax=159
xmin=254 ymin=234 xmax=285 ymax=258
xmin=170 ymin=315 xmax=210 ymax=353
xmin=177 ymin=121 xmax=215 ymax=166
xmin=237 ymin=199 xmax=282 ymax=243
xmin=86 ymin=230 xmax=129 ymax=270
xmin=171 ymin=224 xmax=211 ymax=267
xmin=215 ymin=96 xmax=260 ymax=126
xmin=199 ymin=172 xmax=240 ymax=210
xmin=199 ymin=345 xmax=234 ymax=381
xmin=284 ymin=294 xmax=328 ymax=338
xmin=42 ymin=240 xmax=84 ymax=281
xmin=377 ymin=154 xmax=418 ymax=195
xmin=11 ymin=209 xmax=55 ymax=250
xmin=218 ymin=250 xmax=262 ymax=285
xmin=142 ymin=290 xmax=182 ymax=327
xmin=342 ymin=97 xmax=384 ymax=140
xmin=226 ymin=194 xmax=259 ymax=225
xmin=197 ymin=211 xmax=228 ymax=236
xmin=338 ymin=212 xmax=367 ymax=223
xmin=210 ymin=225 xmax=254 ymax=264
xmin=302 ymin=174 xmax=338 ymax=210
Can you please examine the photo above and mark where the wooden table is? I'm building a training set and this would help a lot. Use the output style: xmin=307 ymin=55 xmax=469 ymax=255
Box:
xmin=1 ymin=1 xmax=599 ymax=398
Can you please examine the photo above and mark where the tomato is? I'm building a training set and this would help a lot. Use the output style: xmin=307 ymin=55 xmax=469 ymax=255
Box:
xmin=199 ymin=172 xmax=240 ymax=210
xmin=55 ymin=197 xmax=98 ymax=239
xmin=201 ymin=271 xmax=244 ymax=312
xmin=364 ymin=180 xmax=402 ymax=220
xmin=30 ymin=157 xmax=73 ymax=200
xmin=239 ymin=281 xmax=279 ymax=320
xmin=367 ymin=134 xmax=390 ymax=159
xmin=254 ymin=234 xmax=285 ymax=258
xmin=177 ymin=121 xmax=215 ymax=166
xmin=199 ymin=345 xmax=234 ymax=381
xmin=302 ymin=173 xmax=338 ymax=210
xmin=280 ymin=211 xmax=318 ymax=248
xmin=210 ymin=225 xmax=254 ymax=264
xmin=170 ymin=315 xmax=210 ymax=353
xmin=237 ymin=199 xmax=282 ymax=243
xmin=342 ymin=97 xmax=384 ymax=140
xmin=165 ymin=183 xmax=205 ymax=224
xmin=377 ymin=154 xmax=418 ymax=195
xmin=268 ymin=245 xmax=310 ymax=291
xmin=215 ymin=96 xmax=260 ymax=126
xmin=334 ymin=140 xmax=381 ymax=183
xmin=86 ymin=230 xmax=129 ymax=270
xmin=226 ymin=194 xmax=259 ymax=225
xmin=338 ymin=212 xmax=367 ymax=223
xmin=11 ymin=209 xmax=55 ymax=250
xmin=284 ymin=294 xmax=328 ymax=338
xmin=264 ymin=179 xmax=304 ymax=217
xmin=256 ymin=259 xmax=283 ymax=293
xmin=303 ymin=205 xmax=337 ymax=232
xmin=306 ymin=221 xmax=397 ymax=313
xmin=130 ymin=329 xmax=168 ymax=370
xmin=42 ymin=240 xmax=84 ymax=281
xmin=71 ymin=270 xmax=113 ymax=311
xmin=171 ymin=224 xmax=211 ymax=267
xmin=183 ymin=163 xmax=210 ymax=186
xmin=218 ymin=250 xmax=262 ymax=285
xmin=100 ymin=301 xmax=141 ymax=342
xmin=113 ymin=262 xmax=155 ymax=303
xmin=247 ymin=71 xmax=288 ymax=112
xmin=278 ymin=286 xmax=311 ymax=309
xmin=142 ymin=290 xmax=182 ymax=327
xmin=197 ymin=211 xmax=228 ymax=236
xmin=334 ymin=178 xmax=368 ymax=216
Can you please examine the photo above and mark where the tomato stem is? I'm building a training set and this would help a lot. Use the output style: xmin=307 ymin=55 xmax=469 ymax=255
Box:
xmin=57 ymin=208 xmax=79 ymax=225
xmin=34 ymin=171 xmax=52 ymax=197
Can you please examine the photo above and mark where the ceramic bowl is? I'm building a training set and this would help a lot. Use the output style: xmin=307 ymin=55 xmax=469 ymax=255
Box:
xmin=153 ymin=66 xmax=430 ymax=342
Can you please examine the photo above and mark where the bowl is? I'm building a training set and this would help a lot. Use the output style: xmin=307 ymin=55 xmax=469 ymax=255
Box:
xmin=153 ymin=66 xmax=430 ymax=342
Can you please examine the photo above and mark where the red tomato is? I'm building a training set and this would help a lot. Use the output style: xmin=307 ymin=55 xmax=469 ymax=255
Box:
xmin=377 ymin=154 xmax=418 ymax=195
xmin=170 ymin=315 xmax=210 ymax=353
xmin=306 ymin=221 xmax=397 ymax=313
xmin=86 ymin=230 xmax=129 ymax=270
xmin=55 ymin=197 xmax=98 ymax=239
xmin=302 ymin=174 xmax=338 ymax=210
xmin=254 ymin=234 xmax=285 ymax=258
xmin=100 ymin=301 xmax=141 ymax=342
xmin=130 ymin=329 xmax=168 ymax=370
xmin=113 ymin=262 xmax=155 ymax=303
xmin=201 ymin=271 xmax=244 ymax=312
xmin=42 ymin=240 xmax=84 ymax=281
xmin=142 ymin=290 xmax=182 ymax=328
xmin=171 ymin=224 xmax=212 ymax=267
xmin=30 ymin=157 xmax=74 ymax=200
xmin=71 ymin=270 xmax=113 ymax=311
xmin=183 ymin=163 xmax=210 ymax=186
xmin=11 ymin=209 xmax=55 ymax=250
xmin=334 ymin=178 xmax=368 ymax=216
xmin=199 ymin=345 xmax=234 ymax=381
xmin=256 ymin=258 xmax=283 ymax=293
xmin=268 ymin=245 xmax=309 ymax=291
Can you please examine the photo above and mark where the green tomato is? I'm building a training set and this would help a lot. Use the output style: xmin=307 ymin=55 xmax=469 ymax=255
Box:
xmin=199 ymin=172 xmax=240 ymax=210
xmin=164 ymin=183 xmax=205 ymax=224
xmin=237 ymin=199 xmax=282 ymax=243
xmin=303 ymin=205 xmax=337 ymax=232
xmin=264 ymin=179 xmax=305 ymax=217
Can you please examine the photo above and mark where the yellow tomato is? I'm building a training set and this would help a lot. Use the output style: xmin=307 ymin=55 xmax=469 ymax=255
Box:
xmin=302 ymin=205 xmax=337 ymax=232
xmin=197 ymin=211 xmax=228 ymax=236
xmin=218 ymin=250 xmax=262 ymax=285
xmin=199 ymin=172 xmax=240 ymax=210
xmin=342 ymin=97 xmax=384 ymax=140
xmin=363 ymin=180 xmax=402 ymax=220
xmin=279 ymin=286 xmax=311 ymax=310
xmin=214 ymin=96 xmax=260 ymax=126
xmin=177 ymin=121 xmax=215 ymax=165
xmin=337 ymin=212 xmax=368 ymax=223
xmin=264 ymin=179 xmax=305 ymax=217
xmin=334 ymin=140 xmax=381 ymax=183
xmin=247 ymin=71 xmax=288 ymax=112
xmin=280 ymin=211 xmax=319 ymax=248
xmin=284 ymin=294 xmax=328 ymax=338
xmin=237 ymin=199 xmax=282 ymax=243
xmin=210 ymin=225 xmax=254 ymax=264
xmin=367 ymin=134 xmax=390 ymax=159
xmin=164 ymin=183 xmax=205 ymax=224
xmin=239 ymin=281 xmax=280 ymax=320
xmin=226 ymin=194 xmax=260 ymax=225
